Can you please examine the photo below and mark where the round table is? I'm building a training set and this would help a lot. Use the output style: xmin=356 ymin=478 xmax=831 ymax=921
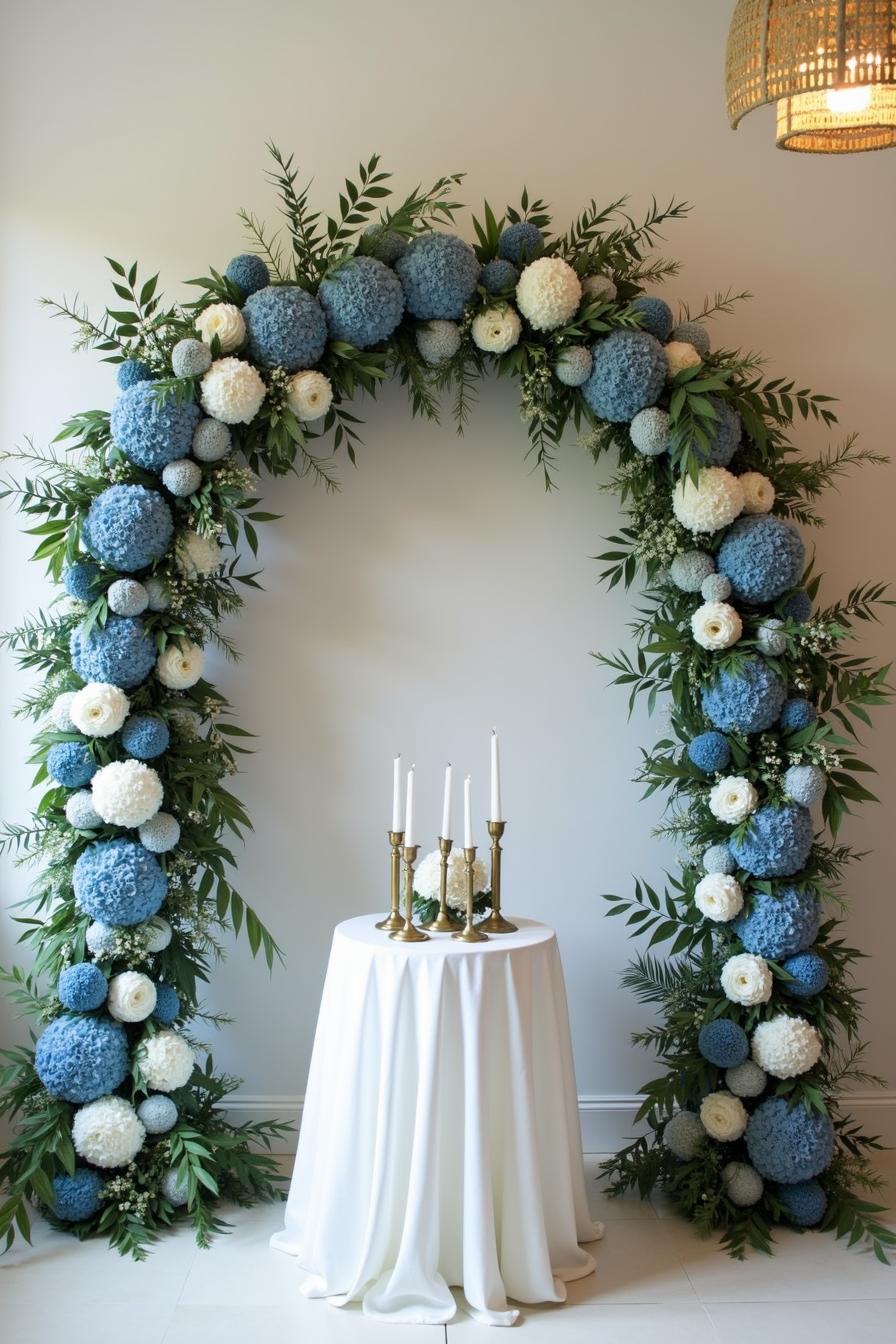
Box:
xmin=270 ymin=916 xmax=602 ymax=1326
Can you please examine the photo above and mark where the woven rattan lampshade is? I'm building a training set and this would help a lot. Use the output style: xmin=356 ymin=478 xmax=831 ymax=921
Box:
xmin=726 ymin=1 xmax=896 ymax=152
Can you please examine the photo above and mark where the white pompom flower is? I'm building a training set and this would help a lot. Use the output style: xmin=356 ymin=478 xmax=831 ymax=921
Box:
xmin=200 ymin=358 xmax=266 ymax=425
xmin=664 ymin=340 xmax=702 ymax=378
xmin=516 ymin=258 xmax=582 ymax=332
xmin=175 ymin=529 xmax=224 ymax=579
xmin=699 ymin=1091 xmax=747 ymax=1142
xmin=414 ymin=847 xmax=490 ymax=913
xmin=91 ymin=760 xmax=163 ymax=828
xmin=107 ymin=971 xmax=158 ymax=1022
xmin=751 ymin=1015 xmax=822 ymax=1079
xmin=69 ymin=682 xmax=130 ymax=738
xmin=720 ymin=953 xmax=773 ymax=1006
xmin=72 ymin=1095 xmax=146 ymax=1168
xmin=135 ymin=1029 xmax=195 ymax=1091
xmin=286 ymin=370 xmax=333 ymax=422
xmin=691 ymin=601 xmax=743 ymax=651
xmin=471 ymin=305 xmax=522 ymax=354
xmin=738 ymin=471 xmax=776 ymax=515
xmin=708 ymin=776 xmax=758 ymax=824
xmin=694 ymin=873 xmax=744 ymax=922
xmin=672 ymin=467 xmax=745 ymax=534
xmin=156 ymin=642 xmax=204 ymax=690
xmin=194 ymin=302 xmax=246 ymax=353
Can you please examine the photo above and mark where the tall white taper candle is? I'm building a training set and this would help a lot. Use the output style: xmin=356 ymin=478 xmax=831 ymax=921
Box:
xmin=392 ymin=755 xmax=402 ymax=833
xmin=464 ymin=775 xmax=473 ymax=848
xmin=442 ymin=763 xmax=452 ymax=839
xmin=490 ymin=729 xmax=502 ymax=822
xmin=405 ymin=765 xmax=415 ymax=847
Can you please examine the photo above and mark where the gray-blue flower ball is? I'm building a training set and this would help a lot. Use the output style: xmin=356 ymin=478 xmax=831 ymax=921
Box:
xmin=498 ymin=221 xmax=544 ymax=265
xmin=777 ymin=1178 xmax=828 ymax=1226
xmin=554 ymin=345 xmax=593 ymax=387
xmin=733 ymin=884 xmax=820 ymax=959
xmin=582 ymin=330 xmax=667 ymax=422
xmin=73 ymin=838 xmax=168 ymax=926
xmin=669 ymin=550 xmax=715 ymax=593
xmin=729 ymin=802 xmax=813 ymax=878
xmin=64 ymin=562 xmax=101 ymax=602
xmin=480 ymin=258 xmax=519 ymax=295
xmin=35 ymin=1014 xmax=129 ymax=1102
xmin=107 ymin=578 xmax=149 ymax=617
xmin=395 ymin=233 xmax=481 ymax=320
xmin=318 ymin=256 xmax=405 ymax=350
xmin=746 ymin=1097 xmax=833 ymax=1183
xmin=53 ymin=1168 xmax=106 ymax=1222
xmin=779 ymin=697 xmax=818 ymax=732
xmin=781 ymin=950 xmax=829 ymax=998
xmin=224 ymin=253 xmax=270 ymax=298
xmin=116 ymin=359 xmax=153 ymax=390
xmin=70 ymin=614 xmax=157 ymax=690
xmin=137 ymin=1094 xmax=178 ymax=1134
xmin=703 ymin=843 xmax=737 ymax=874
xmin=783 ymin=764 xmax=826 ymax=807
xmin=692 ymin=396 xmax=742 ymax=467
xmin=111 ymin=381 xmax=200 ymax=472
xmin=152 ymin=982 xmax=181 ymax=1025
xmin=631 ymin=295 xmax=673 ymax=341
xmin=121 ymin=713 xmax=170 ymax=760
xmin=701 ymin=655 xmax=786 ymax=735
xmin=671 ymin=321 xmax=710 ymax=356
xmin=243 ymin=285 xmax=328 ymax=371
xmin=716 ymin=515 xmax=805 ymax=605
xmin=58 ymin=962 xmax=108 ymax=1012
xmin=362 ymin=226 xmax=409 ymax=266
xmin=698 ymin=1018 xmax=750 ymax=1068
xmin=82 ymin=484 xmax=174 ymax=573
xmin=48 ymin=742 xmax=98 ymax=789
xmin=171 ymin=338 xmax=212 ymax=379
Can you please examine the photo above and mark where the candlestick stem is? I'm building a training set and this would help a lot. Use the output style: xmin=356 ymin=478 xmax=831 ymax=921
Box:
xmin=478 ymin=820 xmax=517 ymax=933
xmin=422 ymin=837 xmax=462 ymax=931
xmin=452 ymin=846 xmax=488 ymax=943
xmin=375 ymin=830 xmax=406 ymax=931
xmin=390 ymin=845 xmax=428 ymax=942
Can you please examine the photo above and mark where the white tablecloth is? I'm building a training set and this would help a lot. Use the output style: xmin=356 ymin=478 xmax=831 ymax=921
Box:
xmin=270 ymin=916 xmax=602 ymax=1326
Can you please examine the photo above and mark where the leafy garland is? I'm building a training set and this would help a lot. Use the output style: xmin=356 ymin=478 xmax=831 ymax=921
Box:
xmin=0 ymin=145 xmax=892 ymax=1264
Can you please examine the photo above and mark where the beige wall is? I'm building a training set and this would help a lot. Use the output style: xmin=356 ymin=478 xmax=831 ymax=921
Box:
xmin=2 ymin=0 xmax=894 ymax=1145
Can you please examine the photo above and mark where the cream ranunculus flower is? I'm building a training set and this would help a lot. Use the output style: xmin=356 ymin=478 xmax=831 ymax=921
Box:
xmin=194 ymin=303 xmax=246 ymax=353
xmin=708 ymin=775 xmax=758 ymax=824
xmin=699 ymin=1091 xmax=747 ymax=1142
xmin=156 ymin=642 xmax=204 ymax=690
xmin=471 ymin=305 xmax=522 ymax=354
xmin=739 ymin=471 xmax=776 ymax=515
xmin=69 ymin=682 xmax=130 ymax=737
xmin=106 ymin=971 xmax=158 ymax=1022
xmin=286 ymin=370 xmax=333 ymax=422
xmin=691 ymin=601 xmax=743 ymax=651
xmin=694 ymin=873 xmax=744 ymax=922
xmin=720 ymin=953 xmax=773 ymax=1006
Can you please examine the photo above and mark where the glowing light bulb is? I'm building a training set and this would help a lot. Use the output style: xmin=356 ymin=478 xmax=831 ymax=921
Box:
xmin=826 ymin=85 xmax=872 ymax=113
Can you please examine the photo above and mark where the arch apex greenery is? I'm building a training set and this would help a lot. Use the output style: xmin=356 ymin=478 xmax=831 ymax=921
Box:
xmin=0 ymin=143 xmax=893 ymax=1263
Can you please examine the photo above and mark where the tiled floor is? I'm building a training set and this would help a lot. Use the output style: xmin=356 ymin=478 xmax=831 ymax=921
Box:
xmin=3 ymin=1154 xmax=894 ymax=1342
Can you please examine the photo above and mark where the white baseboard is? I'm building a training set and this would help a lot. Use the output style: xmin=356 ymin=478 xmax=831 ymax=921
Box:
xmin=223 ymin=1090 xmax=896 ymax=1154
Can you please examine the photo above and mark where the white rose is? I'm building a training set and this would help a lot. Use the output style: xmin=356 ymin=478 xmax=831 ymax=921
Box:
xmin=286 ymin=370 xmax=333 ymax=422
xmin=107 ymin=971 xmax=158 ymax=1022
xmin=471 ymin=305 xmax=522 ymax=354
xmin=194 ymin=303 xmax=246 ymax=354
xmin=156 ymin=642 xmax=204 ymax=690
xmin=694 ymin=873 xmax=744 ymax=922
xmin=739 ymin=471 xmax=775 ymax=514
xmin=751 ymin=1015 xmax=822 ymax=1079
xmin=69 ymin=682 xmax=130 ymax=737
xmin=665 ymin=340 xmax=702 ymax=378
xmin=691 ymin=601 xmax=743 ymax=651
xmin=516 ymin=258 xmax=582 ymax=332
xmin=91 ymin=760 xmax=163 ymax=828
xmin=175 ymin=529 xmax=223 ymax=578
xmin=720 ymin=953 xmax=772 ymax=1006
xmin=699 ymin=1091 xmax=747 ymax=1142
xmin=708 ymin=775 xmax=758 ymax=824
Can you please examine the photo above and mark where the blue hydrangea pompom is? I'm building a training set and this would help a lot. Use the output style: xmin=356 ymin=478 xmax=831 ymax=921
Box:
xmin=116 ymin=359 xmax=153 ymax=390
xmin=52 ymin=1168 xmax=105 ymax=1222
xmin=582 ymin=330 xmax=667 ymax=422
xmin=171 ymin=338 xmax=212 ymax=379
xmin=729 ymin=802 xmax=813 ymax=878
xmin=138 ymin=811 xmax=181 ymax=853
xmin=663 ymin=1110 xmax=705 ymax=1160
xmin=746 ymin=1097 xmax=834 ymax=1183
xmin=716 ymin=515 xmax=805 ymax=605
xmin=480 ymin=258 xmax=519 ymax=294
xmin=631 ymin=295 xmax=673 ymax=341
xmin=64 ymin=562 xmax=101 ymax=602
xmin=224 ymin=252 xmax=270 ymax=297
xmin=698 ymin=1018 xmax=750 ymax=1068
xmin=48 ymin=742 xmax=97 ymax=789
xmin=703 ymin=843 xmax=736 ymax=875
xmin=192 ymin=418 xmax=232 ymax=463
xmin=395 ymin=233 xmax=481 ymax=320
xmin=669 ymin=550 xmax=715 ymax=592
xmin=629 ymin=406 xmax=671 ymax=457
xmin=137 ymin=1094 xmax=178 ymax=1134
xmin=756 ymin=618 xmax=787 ymax=656
xmin=153 ymin=983 xmax=181 ymax=1024
xmin=110 ymin=381 xmax=200 ymax=471
xmin=498 ymin=221 xmax=544 ymax=265
xmin=82 ymin=484 xmax=173 ymax=573
xmin=73 ymin=839 xmax=167 ymax=926
xmin=671 ymin=321 xmax=710 ymax=356
xmin=733 ymin=885 xmax=820 ymax=959
xmin=35 ymin=1014 xmax=129 ymax=1102
xmin=107 ymin=578 xmax=149 ymax=616
xmin=361 ymin=226 xmax=409 ymax=266
xmin=318 ymin=256 xmax=405 ymax=349
xmin=777 ymin=1178 xmax=828 ymax=1226
xmin=781 ymin=950 xmax=829 ymax=998
xmin=121 ymin=713 xmax=170 ymax=760
xmin=688 ymin=731 xmax=731 ymax=773
xmin=70 ymin=614 xmax=157 ymax=690
xmin=243 ymin=285 xmax=328 ymax=371
xmin=65 ymin=789 xmax=103 ymax=830
xmin=692 ymin=396 xmax=742 ymax=468
xmin=783 ymin=764 xmax=826 ymax=807
xmin=701 ymin=655 xmax=787 ymax=735
xmin=782 ymin=588 xmax=813 ymax=622
xmin=58 ymin=962 xmax=108 ymax=1012
xmin=554 ymin=345 xmax=593 ymax=387
xmin=779 ymin=697 xmax=818 ymax=732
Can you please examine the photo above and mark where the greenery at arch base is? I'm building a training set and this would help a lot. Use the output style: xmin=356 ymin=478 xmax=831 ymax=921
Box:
xmin=1 ymin=145 xmax=893 ymax=1263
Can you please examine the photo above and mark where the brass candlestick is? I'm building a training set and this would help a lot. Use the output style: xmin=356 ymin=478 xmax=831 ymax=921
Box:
xmin=478 ymin=820 xmax=517 ymax=933
xmin=376 ymin=830 xmax=406 ymax=931
xmin=390 ymin=844 xmax=429 ymax=943
xmin=422 ymin=837 xmax=462 ymax=932
xmin=452 ymin=846 xmax=488 ymax=943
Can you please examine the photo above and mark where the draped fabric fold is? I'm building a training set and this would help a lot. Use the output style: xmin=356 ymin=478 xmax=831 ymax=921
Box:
xmin=270 ymin=916 xmax=602 ymax=1326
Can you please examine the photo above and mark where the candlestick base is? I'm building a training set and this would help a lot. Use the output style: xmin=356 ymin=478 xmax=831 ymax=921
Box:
xmin=376 ymin=830 xmax=406 ymax=931
xmin=390 ymin=922 xmax=430 ymax=943
xmin=422 ymin=909 xmax=462 ymax=932
xmin=478 ymin=819 xmax=516 ymax=934
xmin=452 ymin=846 xmax=489 ymax=943
xmin=478 ymin=908 xmax=518 ymax=934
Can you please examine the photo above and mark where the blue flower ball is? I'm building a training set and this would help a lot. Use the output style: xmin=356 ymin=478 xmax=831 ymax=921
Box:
xmin=669 ymin=550 xmax=715 ymax=592
xmin=671 ymin=321 xmax=710 ymax=357
xmin=48 ymin=742 xmax=97 ymax=789
xmin=554 ymin=345 xmax=593 ymax=387
xmin=692 ymin=396 xmax=742 ymax=467
xmin=318 ymin=256 xmax=405 ymax=349
xmin=137 ymin=1094 xmax=178 ymax=1134
xmin=152 ymin=983 xmax=181 ymax=1025
xmin=82 ymin=484 xmax=174 ymax=573
xmin=688 ymin=731 xmax=731 ymax=773
xmin=716 ymin=515 xmax=805 ymax=605
xmin=171 ymin=338 xmax=212 ymax=379
xmin=582 ymin=330 xmax=667 ymax=422
xmin=243 ymin=285 xmax=328 ymax=371
xmin=224 ymin=253 xmax=270 ymax=298
xmin=782 ymin=589 xmax=813 ymax=622
xmin=777 ymin=1178 xmax=828 ymax=1226
xmin=480 ymin=258 xmax=519 ymax=294
xmin=58 ymin=962 xmax=108 ymax=1012
xmin=395 ymin=233 xmax=481 ymax=320
xmin=53 ymin=1168 xmax=105 ymax=1222
xmin=110 ymin=381 xmax=200 ymax=471
xmin=35 ymin=1014 xmax=129 ymax=1102
xmin=631 ymin=295 xmax=673 ymax=341
xmin=116 ymin=360 xmax=153 ymax=390
xmin=703 ymin=844 xmax=737 ymax=875
xmin=362 ymin=226 xmax=409 ymax=266
xmin=756 ymin=618 xmax=787 ymax=657
xmin=698 ymin=1018 xmax=750 ymax=1068
xmin=121 ymin=713 xmax=170 ymax=760
xmin=64 ymin=562 xmax=101 ymax=602
xmin=729 ymin=802 xmax=814 ymax=878
xmin=107 ymin=578 xmax=149 ymax=617
xmin=73 ymin=839 xmax=168 ymax=926
xmin=701 ymin=655 xmax=787 ymax=735
xmin=783 ymin=764 xmax=826 ymax=808
xmin=781 ymin=950 xmax=829 ymax=999
xmin=780 ymin=697 xmax=818 ymax=732
xmin=70 ymin=614 xmax=157 ymax=690
xmin=192 ymin=418 xmax=232 ymax=463
xmin=497 ymin=221 xmax=544 ymax=265
xmin=733 ymin=885 xmax=820 ymax=959
xmin=746 ymin=1097 xmax=834 ymax=1183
